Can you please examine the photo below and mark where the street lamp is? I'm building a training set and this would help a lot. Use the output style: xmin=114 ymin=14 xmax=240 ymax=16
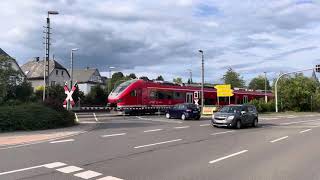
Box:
xmin=43 ymin=10 xmax=59 ymax=101
xmin=264 ymin=72 xmax=267 ymax=103
xmin=67 ymin=48 xmax=79 ymax=110
xmin=199 ymin=50 xmax=204 ymax=113
xmin=108 ymin=66 xmax=116 ymax=94
xmin=187 ymin=69 xmax=192 ymax=84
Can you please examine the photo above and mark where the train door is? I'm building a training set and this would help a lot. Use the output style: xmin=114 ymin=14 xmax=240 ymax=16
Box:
xmin=186 ymin=93 xmax=193 ymax=103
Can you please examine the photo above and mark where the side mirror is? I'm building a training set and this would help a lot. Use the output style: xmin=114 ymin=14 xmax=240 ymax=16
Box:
xmin=241 ymin=111 xmax=246 ymax=115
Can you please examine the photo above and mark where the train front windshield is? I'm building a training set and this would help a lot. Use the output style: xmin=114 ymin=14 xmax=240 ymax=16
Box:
xmin=111 ymin=79 xmax=137 ymax=95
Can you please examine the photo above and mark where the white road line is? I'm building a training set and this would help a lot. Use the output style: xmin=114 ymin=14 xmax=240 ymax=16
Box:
xmin=270 ymin=136 xmax=289 ymax=143
xmin=93 ymin=113 xmax=99 ymax=122
xmin=74 ymin=170 xmax=102 ymax=179
xmin=50 ymin=139 xmax=74 ymax=144
xmin=280 ymin=119 xmax=320 ymax=125
xmin=174 ymin=126 xmax=190 ymax=129
xmin=135 ymin=116 xmax=183 ymax=124
xmin=200 ymin=124 xmax=211 ymax=126
xmin=143 ymin=129 xmax=163 ymax=133
xmin=43 ymin=162 xmax=67 ymax=168
xmin=209 ymin=150 xmax=248 ymax=164
xmin=97 ymin=176 xmax=124 ymax=180
xmin=56 ymin=166 xmax=83 ymax=173
xmin=300 ymin=129 xmax=312 ymax=133
xmin=211 ymin=130 xmax=235 ymax=136
xmin=75 ymin=113 xmax=79 ymax=122
xmin=101 ymin=133 xmax=126 ymax=138
xmin=134 ymin=139 xmax=182 ymax=149
xmin=0 ymin=164 xmax=44 ymax=176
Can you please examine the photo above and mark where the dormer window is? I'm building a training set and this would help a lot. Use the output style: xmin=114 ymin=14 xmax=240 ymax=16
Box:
xmin=56 ymin=70 xmax=58 ymax=75
xmin=62 ymin=71 xmax=64 ymax=76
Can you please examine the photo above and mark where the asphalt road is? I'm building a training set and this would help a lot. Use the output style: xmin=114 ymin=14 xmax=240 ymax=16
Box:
xmin=1 ymin=113 xmax=320 ymax=180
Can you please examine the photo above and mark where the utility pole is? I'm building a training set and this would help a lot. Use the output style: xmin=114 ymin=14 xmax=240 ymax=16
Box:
xmin=43 ymin=11 xmax=59 ymax=101
xmin=199 ymin=50 xmax=204 ymax=113
xmin=264 ymin=72 xmax=267 ymax=103
xmin=187 ymin=69 xmax=192 ymax=83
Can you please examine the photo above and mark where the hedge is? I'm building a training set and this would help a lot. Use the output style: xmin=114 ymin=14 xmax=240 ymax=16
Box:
xmin=0 ymin=103 xmax=75 ymax=132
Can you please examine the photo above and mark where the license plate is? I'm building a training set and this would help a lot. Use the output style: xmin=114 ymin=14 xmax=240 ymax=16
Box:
xmin=193 ymin=111 xmax=198 ymax=113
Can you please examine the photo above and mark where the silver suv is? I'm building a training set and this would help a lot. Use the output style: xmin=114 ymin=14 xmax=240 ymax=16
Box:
xmin=211 ymin=105 xmax=258 ymax=129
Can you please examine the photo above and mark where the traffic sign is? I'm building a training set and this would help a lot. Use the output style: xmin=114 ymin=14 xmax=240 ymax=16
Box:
xmin=63 ymin=82 xmax=77 ymax=108
xmin=214 ymin=84 xmax=234 ymax=97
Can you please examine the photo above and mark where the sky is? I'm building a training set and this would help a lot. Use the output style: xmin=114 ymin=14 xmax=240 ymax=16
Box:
xmin=1 ymin=0 xmax=320 ymax=84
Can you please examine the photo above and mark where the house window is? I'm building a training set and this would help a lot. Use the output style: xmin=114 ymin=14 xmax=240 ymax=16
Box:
xmin=51 ymin=81 xmax=56 ymax=86
xmin=56 ymin=70 xmax=58 ymax=75
xmin=61 ymin=71 xmax=64 ymax=76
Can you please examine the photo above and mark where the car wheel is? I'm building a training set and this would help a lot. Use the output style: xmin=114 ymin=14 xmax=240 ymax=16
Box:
xmin=252 ymin=118 xmax=258 ymax=127
xmin=236 ymin=120 xmax=242 ymax=129
xmin=166 ymin=113 xmax=171 ymax=119
xmin=181 ymin=114 xmax=187 ymax=120
xmin=195 ymin=116 xmax=201 ymax=120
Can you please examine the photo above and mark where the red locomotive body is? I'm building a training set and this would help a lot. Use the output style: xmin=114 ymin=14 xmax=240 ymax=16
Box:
xmin=108 ymin=79 xmax=273 ymax=112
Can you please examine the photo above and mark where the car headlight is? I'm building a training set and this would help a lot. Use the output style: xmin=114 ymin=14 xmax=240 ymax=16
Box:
xmin=212 ymin=114 xmax=215 ymax=119
xmin=227 ymin=116 xmax=234 ymax=121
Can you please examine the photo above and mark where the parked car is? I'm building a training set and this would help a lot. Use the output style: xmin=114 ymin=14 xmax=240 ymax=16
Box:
xmin=166 ymin=103 xmax=201 ymax=120
xmin=211 ymin=104 xmax=258 ymax=129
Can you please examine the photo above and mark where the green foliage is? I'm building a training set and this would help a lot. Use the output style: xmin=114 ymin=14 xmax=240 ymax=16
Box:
xmin=127 ymin=73 xmax=137 ymax=79
xmin=276 ymin=73 xmax=319 ymax=112
xmin=173 ymin=77 xmax=183 ymax=84
xmin=156 ymin=75 xmax=164 ymax=81
xmin=221 ymin=67 xmax=245 ymax=88
xmin=139 ymin=76 xmax=150 ymax=81
xmin=249 ymin=99 xmax=275 ymax=113
xmin=83 ymin=85 xmax=108 ymax=105
xmin=0 ymin=103 xmax=75 ymax=132
xmin=248 ymin=75 xmax=271 ymax=90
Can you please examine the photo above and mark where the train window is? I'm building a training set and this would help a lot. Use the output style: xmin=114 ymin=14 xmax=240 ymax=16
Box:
xmin=243 ymin=96 xmax=248 ymax=104
xmin=112 ymin=79 xmax=137 ymax=94
xmin=173 ymin=92 xmax=185 ymax=99
xmin=150 ymin=90 xmax=156 ymax=99
xmin=130 ymin=90 xmax=137 ymax=97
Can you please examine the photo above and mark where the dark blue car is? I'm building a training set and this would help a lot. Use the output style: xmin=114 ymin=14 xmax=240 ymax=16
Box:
xmin=165 ymin=103 xmax=201 ymax=120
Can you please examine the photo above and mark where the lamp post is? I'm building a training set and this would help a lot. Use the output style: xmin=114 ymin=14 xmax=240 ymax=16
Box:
xmin=67 ymin=48 xmax=79 ymax=110
xmin=43 ymin=10 xmax=59 ymax=101
xmin=264 ymin=72 xmax=267 ymax=103
xmin=199 ymin=50 xmax=204 ymax=113
xmin=187 ymin=69 xmax=192 ymax=84
xmin=108 ymin=66 xmax=115 ymax=94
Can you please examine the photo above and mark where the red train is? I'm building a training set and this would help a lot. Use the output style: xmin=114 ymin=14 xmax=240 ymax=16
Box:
xmin=108 ymin=79 xmax=273 ymax=113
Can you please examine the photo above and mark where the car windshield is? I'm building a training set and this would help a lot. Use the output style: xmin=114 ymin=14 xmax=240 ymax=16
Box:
xmin=186 ymin=104 xmax=197 ymax=109
xmin=219 ymin=106 xmax=241 ymax=113
xmin=111 ymin=79 xmax=137 ymax=94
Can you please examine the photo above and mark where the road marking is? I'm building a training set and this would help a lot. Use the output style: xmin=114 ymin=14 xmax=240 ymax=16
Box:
xmin=75 ymin=113 xmax=79 ymax=122
xmin=143 ymin=129 xmax=163 ymax=133
xmin=97 ymin=176 xmax=124 ymax=180
xmin=74 ymin=170 xmax=102 ymax=179
xmin=174 ymin=126 xmax=190 ymax=129
xmin=56 ymin=166 xmax=83 ymax=173
xmin=93 ymin=113 xmax=99 ymax=122
xmin=134 ymin=139 xmax=182 ymax=149
xmin=43 ymin=162 xmax=67 ymax=168
xmin=0 ymin=164 xmax=44 ymax=176
xmin=200 ymin=124 xmax=211 ymax=126
xmin=300 ymin=129 xmax=312 ymax=133
xmin=211 ymin=130 xmax=235 ymax=136
xmin=209 ymin=150 xmax=248 ymax=164
xmin=50 ymin=139 xmax=74 ymax=144
xmin=135 ymin=116 xmax=183 ymax=123
xmin=270 ymin=136 xmax=289 ymax=143
xmin=101 ymin=133 xmax=126 ymax=138
xmin=280 ymin=119 xmax=320 ymax=125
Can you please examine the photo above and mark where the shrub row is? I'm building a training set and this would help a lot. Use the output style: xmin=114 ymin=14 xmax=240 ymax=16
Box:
xmin=248 ymin=99 xmax=275 ymax=113
xmin=0 ymin=103 xmax=75 ymax=132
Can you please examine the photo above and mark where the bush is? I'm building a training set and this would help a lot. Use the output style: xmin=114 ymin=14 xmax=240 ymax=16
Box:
xmin=249 ymin=99 xmax=275 ymax=113
xmin=0 ymin=103 xmax=75 ymax=132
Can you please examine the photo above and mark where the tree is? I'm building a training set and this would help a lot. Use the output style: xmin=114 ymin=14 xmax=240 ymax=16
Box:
xmin=248 ymin=75 xmax=271 ymax=90
xmin=128 ymin=73 xmax=137 ymax=79
xmin=156 ymin=75 xmax=164 ymax=81
xmin=139 ymin=76 xmax=150 ymax=81
xmin=84 ymin=85 xmax=108 ymax=105
xmin=221 ymin=68 xmax=245 ymax=88
xmin=173 ymin=77 xmax=183 ymax=84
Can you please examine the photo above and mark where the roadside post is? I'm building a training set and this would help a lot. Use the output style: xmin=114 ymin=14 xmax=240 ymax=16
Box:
xmin=194 ymin=91 xmax=199 ymax=106
xmin=63 ymin=82 xmax=77 ymax=110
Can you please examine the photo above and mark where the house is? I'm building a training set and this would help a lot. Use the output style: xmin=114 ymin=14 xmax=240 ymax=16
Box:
xmin=21 ymin=57 xmax=70 ymax=90
xmin=0 ymin=48 xmax=25 ymax=79
xmin=72 ymin=67 xmax=104 ymax=95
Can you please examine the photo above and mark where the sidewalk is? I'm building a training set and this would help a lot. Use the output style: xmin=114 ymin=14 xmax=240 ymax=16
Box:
xmin=0 ymin=123 xmax=97 ymax=147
